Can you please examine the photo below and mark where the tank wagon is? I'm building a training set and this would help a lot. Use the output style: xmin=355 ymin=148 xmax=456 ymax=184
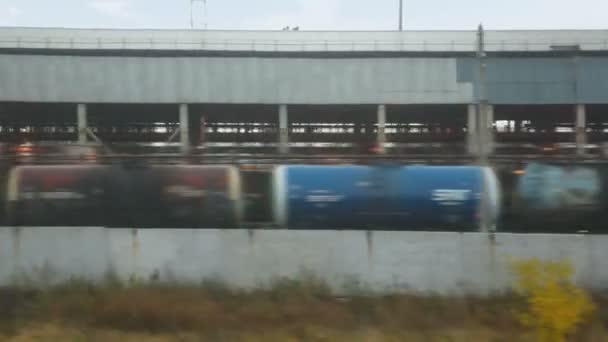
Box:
xmin=3 ymin=164 xmax=498 ymax=231
xmin=102 ymin=165 xmax=242 ymax=228
xmin=274 ymin=165 xmax=499 ymax=231
xmin=7 ymin=164 xmax=242 ymax=228
xmin=499 ymin=162 xmax=608 ymax=233
xmin=7 ymin=165 xmax=108 ymax=226
xmin=3 ymin=161 xmax=606 ymax=233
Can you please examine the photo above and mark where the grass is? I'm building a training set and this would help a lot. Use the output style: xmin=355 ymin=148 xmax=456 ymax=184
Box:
xmin=0 ymin=278 xmax=606 ymax=341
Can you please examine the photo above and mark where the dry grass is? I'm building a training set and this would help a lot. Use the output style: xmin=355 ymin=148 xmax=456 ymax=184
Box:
xmin=0 ymin=279 xmax=605 ymax=341
xmin=1 ymin=324 xmax=534 ymax=342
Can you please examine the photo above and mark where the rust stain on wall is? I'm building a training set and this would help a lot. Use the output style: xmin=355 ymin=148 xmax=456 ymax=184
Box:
xmin=366 ymin=230 xmax=374 ymax=271
xmin=12 ymin=227 xmax=21 ymax=282
xmin=131 ymin=228 xmax=139 ymax=258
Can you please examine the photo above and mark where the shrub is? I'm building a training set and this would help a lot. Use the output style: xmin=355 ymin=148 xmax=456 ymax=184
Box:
xmin=511 ymin=258 xmax=595 ymax=342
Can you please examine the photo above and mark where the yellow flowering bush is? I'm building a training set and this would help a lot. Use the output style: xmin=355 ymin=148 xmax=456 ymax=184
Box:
xmin=511 ymin=258 xmax=595 ymax=342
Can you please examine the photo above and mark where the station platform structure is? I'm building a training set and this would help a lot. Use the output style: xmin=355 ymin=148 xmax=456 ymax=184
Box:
xmin=0 ymin=26 xmax=607 ymax=161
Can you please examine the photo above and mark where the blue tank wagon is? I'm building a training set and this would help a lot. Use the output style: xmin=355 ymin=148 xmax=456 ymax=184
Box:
xmin=273 ymin=165 xmax=500 ymax=231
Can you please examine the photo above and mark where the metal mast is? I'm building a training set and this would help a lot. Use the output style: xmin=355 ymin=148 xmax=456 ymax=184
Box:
xmin=398 ymin=0 xmax=403 ymax=31
xmin=190 ymin=0 xmax=208 ymax=29
xmin=477 ymin=24 xmax=488 ymax=165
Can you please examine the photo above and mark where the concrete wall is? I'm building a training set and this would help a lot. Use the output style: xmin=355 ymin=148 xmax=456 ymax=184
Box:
xmin=458 ymin=57 xmax=608 ymax=104
xmin=0 ymin=227 xmax=606 ymax=294
xmin=3 ymin=53 xmax=608 ymax=105
xmin=0 ymin=55 xmax=473 ymax=105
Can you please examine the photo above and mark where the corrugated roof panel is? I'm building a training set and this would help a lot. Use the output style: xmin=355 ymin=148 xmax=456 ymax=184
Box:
xmin=0 ymin=55 xmax=474 ymax=104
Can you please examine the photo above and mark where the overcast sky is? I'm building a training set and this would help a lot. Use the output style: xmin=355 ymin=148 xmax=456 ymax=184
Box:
xmin=0 ymin=0 xmax=606 ymax=31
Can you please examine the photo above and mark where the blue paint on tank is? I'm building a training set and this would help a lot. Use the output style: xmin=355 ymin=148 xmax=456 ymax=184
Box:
xmin=276 ymin=165 xmax=495 ymax=230
xmin=279 ymin=165 xmax=370 ymax=229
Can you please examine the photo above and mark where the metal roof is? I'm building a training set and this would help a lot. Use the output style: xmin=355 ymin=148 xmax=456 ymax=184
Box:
xmin=0 ymin=27 xmax=606 ymax=53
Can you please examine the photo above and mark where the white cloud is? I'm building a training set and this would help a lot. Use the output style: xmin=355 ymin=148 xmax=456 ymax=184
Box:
xmin=88 ymin=0 xmax=129 ymax=18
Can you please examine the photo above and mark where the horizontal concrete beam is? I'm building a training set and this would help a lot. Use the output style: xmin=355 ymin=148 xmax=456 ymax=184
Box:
xmin=0 ymin=27 xmax=605 ymax=52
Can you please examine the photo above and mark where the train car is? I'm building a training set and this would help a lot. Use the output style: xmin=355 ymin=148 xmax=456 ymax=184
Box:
xmin=104 ymin=164 xmax=242 ymax=228
xmin=6 ymin=165 xmax=109 ymax=226
xmin=8 ymin=164 xmax=242 ymax=228
xmin=239 ymin=165 xmax=274 ymax=225
xmin=504 ymin=162 xmax=608 ymax=233
xmin=273 ymin=164 xmax=499 ymax=231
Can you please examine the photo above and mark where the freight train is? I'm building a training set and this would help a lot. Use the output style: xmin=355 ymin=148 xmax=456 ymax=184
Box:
xmin=4 ymin=163 xmax=497 ymax=231
xmin=497 ymin=162 xmax=608 ymax=233
xmin=0 ymin=159 xmax=605 ymax=233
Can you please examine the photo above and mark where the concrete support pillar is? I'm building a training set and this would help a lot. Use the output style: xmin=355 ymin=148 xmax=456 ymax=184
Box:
xmin=179 ymin=104 xmax=190 ymax=154
xmin=466 ymin=104 xmax=478 ymax=155
xmin=475 ymin=103 xmax=495 ymax=160
xmin=278 ymin=104 xmax=289 ymax=154
xmin=377 ymin=104 xmax=387 ymax=154
xmin=576 ymin=104 xmax=587 ymax=156
xmin=475 ymin=103 xmax=495 ymax=232
xmin=77 ymin=104 xmax=88 ymax=144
